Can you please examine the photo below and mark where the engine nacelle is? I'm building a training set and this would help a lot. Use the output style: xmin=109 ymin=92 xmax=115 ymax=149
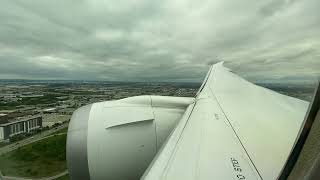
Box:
xmin=67 ymin=95 xmax=194 ymax=180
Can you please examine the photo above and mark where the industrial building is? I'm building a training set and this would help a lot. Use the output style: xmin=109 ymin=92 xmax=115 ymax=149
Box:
xmin=0 ymin=115 xmax=42 ymax=142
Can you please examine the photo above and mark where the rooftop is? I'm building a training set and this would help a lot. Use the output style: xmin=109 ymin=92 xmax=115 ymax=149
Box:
xmin=0 ymin=115 xmax=42 ymax=126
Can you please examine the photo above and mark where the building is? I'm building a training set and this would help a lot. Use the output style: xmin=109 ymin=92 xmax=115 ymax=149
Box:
xmin=58 ymin=108 xmax=75 ymax=115
xmin=42 ymin=108 xmax=58 ymax=114
xmin=0 ymin=115 xmax=42 ymax=142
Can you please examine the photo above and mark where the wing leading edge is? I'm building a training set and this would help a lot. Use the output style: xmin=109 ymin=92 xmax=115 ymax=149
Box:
xmin=142 ymin=62 xmax=309 ymax=180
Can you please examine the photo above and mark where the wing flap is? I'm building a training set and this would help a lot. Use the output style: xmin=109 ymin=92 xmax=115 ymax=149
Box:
xmin=206 ymin=63 xmax=309 ymax=180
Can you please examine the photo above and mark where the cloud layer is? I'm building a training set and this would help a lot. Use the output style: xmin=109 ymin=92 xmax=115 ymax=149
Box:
xmin=0 ymin=0 xmax=319 ymax=82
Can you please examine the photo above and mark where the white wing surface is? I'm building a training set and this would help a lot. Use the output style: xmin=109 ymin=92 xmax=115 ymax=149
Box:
xmin=142 ymin=62 xmax=309 ymax=180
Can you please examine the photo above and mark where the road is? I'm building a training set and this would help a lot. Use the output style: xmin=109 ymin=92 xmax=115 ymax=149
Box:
xmin=0 ymin=124 xmax=68 ymax=156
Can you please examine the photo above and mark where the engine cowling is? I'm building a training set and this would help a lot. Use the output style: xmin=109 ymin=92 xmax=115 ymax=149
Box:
xmin=67 ymin=95 xmax=194 ymax=180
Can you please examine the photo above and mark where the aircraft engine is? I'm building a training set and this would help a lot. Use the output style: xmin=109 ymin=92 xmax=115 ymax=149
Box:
xmin=66 ymin=95 xmax=194 ymax=180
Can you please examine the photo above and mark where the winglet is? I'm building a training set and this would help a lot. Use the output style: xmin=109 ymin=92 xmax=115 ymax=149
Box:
xmin=196 ymin=61 xmax=226 ymax=96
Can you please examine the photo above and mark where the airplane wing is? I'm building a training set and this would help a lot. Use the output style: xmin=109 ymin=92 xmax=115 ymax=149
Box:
xmin=141 ymin=62 xmax=309 ymax=180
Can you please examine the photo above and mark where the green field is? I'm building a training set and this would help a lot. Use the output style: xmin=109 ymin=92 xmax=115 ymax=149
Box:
xmin=0 ymin=142 xmax=8 ymax=148
xmin=0 ymin=94 xmax=59 ymax=110
xmin=0 ymin=134 xmax=67 ymax=178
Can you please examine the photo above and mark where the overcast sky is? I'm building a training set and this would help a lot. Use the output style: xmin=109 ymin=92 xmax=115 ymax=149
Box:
xmin=0 ymin=0 xmax=319 ymax=83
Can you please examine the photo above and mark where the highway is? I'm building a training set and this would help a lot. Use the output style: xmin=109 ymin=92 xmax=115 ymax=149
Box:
xmin=0 ymin=124 xmax=68 ymax=156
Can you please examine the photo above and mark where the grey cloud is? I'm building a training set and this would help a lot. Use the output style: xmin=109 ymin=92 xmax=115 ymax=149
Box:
xmin=0 ymin=0 xmax=319 ymax=83
xmin=259 ymin=0 xmax=298 ymax=17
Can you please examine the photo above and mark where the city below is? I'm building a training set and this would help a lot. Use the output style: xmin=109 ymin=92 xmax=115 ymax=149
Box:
xmin=0 ymin=79 xmax=316 ymax=180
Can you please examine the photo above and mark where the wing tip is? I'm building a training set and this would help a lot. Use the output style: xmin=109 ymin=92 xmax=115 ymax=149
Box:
xmin=211 ymin=61 xmax=232 ymax=72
